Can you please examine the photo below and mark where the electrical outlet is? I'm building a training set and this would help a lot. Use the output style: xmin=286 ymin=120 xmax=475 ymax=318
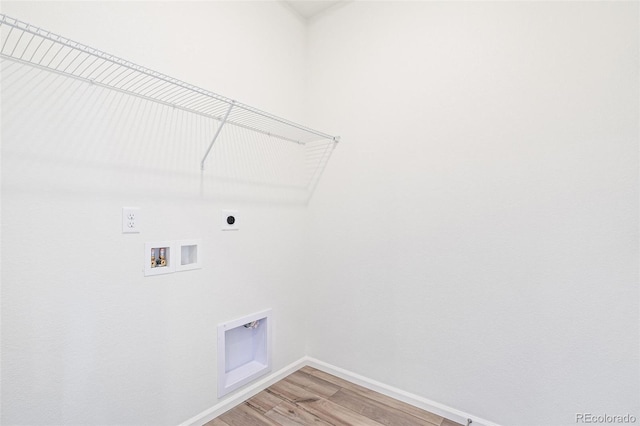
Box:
xmin=221 ymin=210 xmax=239 ymax=231
xmin=122 ymin=207 xmax=140 ymax=233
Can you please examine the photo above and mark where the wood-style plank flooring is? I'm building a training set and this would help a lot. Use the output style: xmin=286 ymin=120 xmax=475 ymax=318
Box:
xmin=206 ymin=366 xmax=463 ymax=426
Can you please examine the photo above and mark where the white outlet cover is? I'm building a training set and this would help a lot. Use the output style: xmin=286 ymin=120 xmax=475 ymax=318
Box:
xmin=122 ymin=207 xmax=140 ymax=233
xmin=221 ymin=210 xmax=239 ymax=231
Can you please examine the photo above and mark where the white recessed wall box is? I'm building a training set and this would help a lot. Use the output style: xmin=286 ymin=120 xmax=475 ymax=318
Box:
xmin=217 ymin=309 xmax=272 ymax=397
xmin=144 ymin=241 xmax=176 ymax=276
xmin=176 ymin=239 xmax=201 ymax=272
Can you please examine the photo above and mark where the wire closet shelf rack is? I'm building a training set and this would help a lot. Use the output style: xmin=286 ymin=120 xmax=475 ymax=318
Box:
xmin=0 ymin=13 xmax=339 ymax=172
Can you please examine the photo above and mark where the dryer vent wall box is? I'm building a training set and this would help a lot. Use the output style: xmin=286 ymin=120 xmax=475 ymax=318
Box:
xmin=217 ymin=309 xmax=272 ymax=397
xmin=222 ymin=210 xmax=239 ymax=231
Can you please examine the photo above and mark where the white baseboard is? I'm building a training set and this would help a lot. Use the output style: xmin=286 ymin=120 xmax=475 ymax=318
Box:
xmin=180 ymin=356 xmax=502 ymax=426
xmin=305 ymin=357 xmax=502 ymax=426
xmin=179 ymin=357 xmax=308 ymax=426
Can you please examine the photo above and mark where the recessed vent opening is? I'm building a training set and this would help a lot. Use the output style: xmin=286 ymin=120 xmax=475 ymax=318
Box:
xmin=217 ymin=309 xmax=272 ymax=397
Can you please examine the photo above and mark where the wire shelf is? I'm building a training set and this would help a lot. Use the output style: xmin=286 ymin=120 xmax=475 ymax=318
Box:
xmin=0 ymin=13 xmax=339 ymax=174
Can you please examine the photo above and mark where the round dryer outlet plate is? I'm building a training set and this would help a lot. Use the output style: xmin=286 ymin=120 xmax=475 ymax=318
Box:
xmin=221 ymin=209 xmax=239 ymax=231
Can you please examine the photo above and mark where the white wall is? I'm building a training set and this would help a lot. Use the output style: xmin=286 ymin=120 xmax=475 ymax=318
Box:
xmin=1 ymin=2 xmax=311 ymax=425
xmin=2 ymin=2 xmax=639 ymax=426
xmin=305 ymin=2 xmax=639 ymax=426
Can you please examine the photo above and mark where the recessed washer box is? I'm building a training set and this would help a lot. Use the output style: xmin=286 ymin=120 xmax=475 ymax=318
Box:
xmin=217 ymin=309 xmax=272 ymax=397
xmin=144 ymin=241 xmax=175 ymax=276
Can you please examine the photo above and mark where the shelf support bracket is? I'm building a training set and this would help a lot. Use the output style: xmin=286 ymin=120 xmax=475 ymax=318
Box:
xmin=201 ymin=101 xmax=235 ymax=171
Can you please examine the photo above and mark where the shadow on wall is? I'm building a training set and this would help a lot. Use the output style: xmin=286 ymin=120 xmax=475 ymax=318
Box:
xmin=1 ymin=60 xmax=336 ymax=204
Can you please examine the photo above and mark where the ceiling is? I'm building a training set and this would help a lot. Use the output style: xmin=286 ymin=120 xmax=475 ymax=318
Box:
xmin=282 ymin=1 xmax=346 ymax=20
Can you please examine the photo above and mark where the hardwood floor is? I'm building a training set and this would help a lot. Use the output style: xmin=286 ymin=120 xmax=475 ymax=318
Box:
xmin=205 ymin=366 xmax=463 ymax=426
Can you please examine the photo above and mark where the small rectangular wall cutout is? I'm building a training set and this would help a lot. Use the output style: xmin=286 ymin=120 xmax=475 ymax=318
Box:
xmin=217 ymin=309 xmax=272 ymax=397
xmin=144 ymin=241 xmax=176 ymax=276
xmin=176 ymin=239 xmax=201 ymax=272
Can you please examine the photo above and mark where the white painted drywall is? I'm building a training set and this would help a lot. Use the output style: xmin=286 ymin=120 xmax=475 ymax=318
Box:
xmin=305 ymin=2 xmax=639 ymax=426
xmin=1 ymin=2 xmax=310 ymax=425
xmin=2 ymin=2 xmax=639 ymax=426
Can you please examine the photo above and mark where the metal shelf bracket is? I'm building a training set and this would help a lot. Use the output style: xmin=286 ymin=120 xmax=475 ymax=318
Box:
xmin=201 ymin=101 xmax=235 ymax=171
